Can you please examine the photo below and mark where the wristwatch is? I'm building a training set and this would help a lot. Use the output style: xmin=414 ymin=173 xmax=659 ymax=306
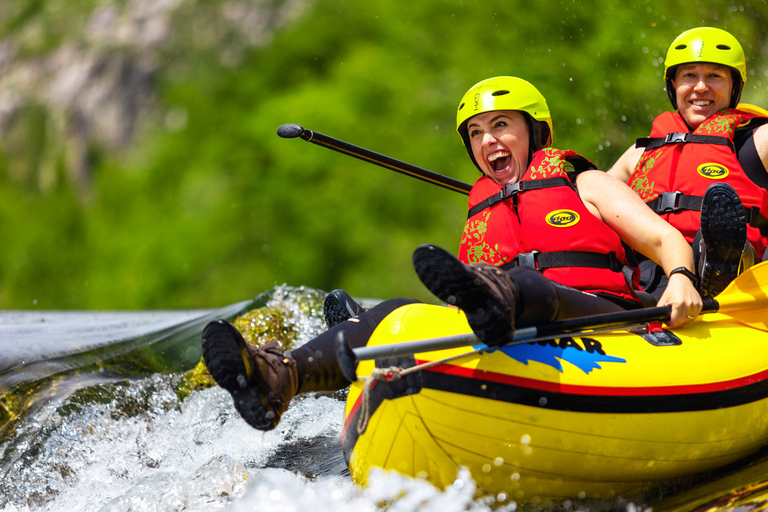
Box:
xmin=669 ymin=266 xmax=699 ymax=288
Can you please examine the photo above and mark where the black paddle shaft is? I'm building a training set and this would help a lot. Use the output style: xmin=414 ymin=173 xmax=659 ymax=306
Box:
xmin=337 ymin=299 xmax=720 ymax=378
xmin=277 ymin=124 xmax=472 ymax=195
xmin=534 ymin=298 xmax=718 ymax=336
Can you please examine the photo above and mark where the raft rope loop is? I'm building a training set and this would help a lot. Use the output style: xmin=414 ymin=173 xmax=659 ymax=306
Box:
xmin=356 ymin=322 xmax=650 ymax=434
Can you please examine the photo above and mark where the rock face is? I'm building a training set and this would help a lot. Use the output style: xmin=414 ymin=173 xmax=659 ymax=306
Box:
xmin=0 ymin=0 xmax=306 ymax=197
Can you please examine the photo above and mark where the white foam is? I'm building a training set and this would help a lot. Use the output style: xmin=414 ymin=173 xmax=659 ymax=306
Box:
xmin=226 ymin=467 xmax=515 ymax=512
xmin=0 ymin=374 xmax=345 ymax=512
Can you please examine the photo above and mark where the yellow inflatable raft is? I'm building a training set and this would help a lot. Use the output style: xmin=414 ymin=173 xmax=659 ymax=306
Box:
xmin=340 ymin=263 xmax=768 ymax=502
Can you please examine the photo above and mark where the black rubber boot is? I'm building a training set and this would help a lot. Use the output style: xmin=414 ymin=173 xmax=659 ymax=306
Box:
xmin=201 ymin=319 xmax=298 ymax=431
xmin=698 ymin=183 xmax=749 ymax=298
xmin=323 ymin=289 xmax=367 ymax=328
xmin=412 ymin=244 xmax=517 ymax=346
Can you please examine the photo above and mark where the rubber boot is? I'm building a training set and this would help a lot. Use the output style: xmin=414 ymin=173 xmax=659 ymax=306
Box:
xmin=698 ymin=183 xmax=754 ymax=298
xmin=412 ymin=244 xmax=517 ymax=346
xmin=201 ymin=319 xmax=299 ymax=431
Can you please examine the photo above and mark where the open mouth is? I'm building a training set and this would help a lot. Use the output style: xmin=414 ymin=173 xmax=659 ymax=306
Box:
xmin=691 ymin=100 xmax=714 ymax=107
xmin=488 ymin=151 xmax=511 ymax=172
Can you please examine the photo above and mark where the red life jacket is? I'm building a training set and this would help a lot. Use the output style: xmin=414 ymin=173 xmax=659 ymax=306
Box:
xmin=459 ymin=148 xmax=641 ymax=305
xmin=628 ymin=109 xmax=768 ymax=257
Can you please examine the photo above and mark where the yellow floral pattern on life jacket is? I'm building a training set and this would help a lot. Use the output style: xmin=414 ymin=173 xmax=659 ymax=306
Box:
xmin=461 ymin=210 xmax=511 ymax=266
xmin=461 ymin=148 xmax=571 ymax=266
xmin=698 ymin=109 xmax=742 ymax=136
xmin=629 ymin=153 xmax=658 ymax=201
xmin=629 ymin=110 xmax=744 ymax=202
xmin=528 ymin=147 xmax=568 ymax=180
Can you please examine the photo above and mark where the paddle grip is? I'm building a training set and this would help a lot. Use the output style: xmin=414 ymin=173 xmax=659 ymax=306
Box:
xmin=335 ymin=330 xmax=359 ymax=382
xmin=701 ymin=298 xmax=719 ymax=314
xmin=276 ymin=124 xmax=304 ymax=138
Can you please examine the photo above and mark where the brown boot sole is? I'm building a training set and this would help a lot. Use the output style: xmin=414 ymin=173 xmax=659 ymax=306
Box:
xmin=201 ymin=319 xmax=278 ymax=431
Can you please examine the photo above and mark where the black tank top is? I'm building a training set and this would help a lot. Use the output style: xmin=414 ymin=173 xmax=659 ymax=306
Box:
xmin=735 ymin=125 xmax=768 ymax=189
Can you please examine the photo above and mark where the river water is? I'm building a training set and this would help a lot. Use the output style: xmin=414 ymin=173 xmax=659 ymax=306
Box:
xmin=2 ymin=285 xmax=768 ymax=512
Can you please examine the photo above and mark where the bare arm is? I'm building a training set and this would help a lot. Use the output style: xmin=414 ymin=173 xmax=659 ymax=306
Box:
xmin=606 ymin=144 xmax=644 ymax=184
xmin=754 ymin=123 xmax=768 ymax=173
xmin=576 ymin=170 xmax=702 ymax=327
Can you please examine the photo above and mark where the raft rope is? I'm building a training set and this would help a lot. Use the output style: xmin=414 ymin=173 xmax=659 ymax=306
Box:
xmin=356 ymin=323 xmax=650 ymax=434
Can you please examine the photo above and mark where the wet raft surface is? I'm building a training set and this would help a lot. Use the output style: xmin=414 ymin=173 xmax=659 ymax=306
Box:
xmin=2 ymin=285 xmax=768 ymax=512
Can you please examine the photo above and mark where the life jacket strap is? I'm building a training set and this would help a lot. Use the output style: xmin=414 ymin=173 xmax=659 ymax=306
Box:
xmin=636 ymin=132 xmax=735 ymax=153
xmin=502 ymin=250 xmax=624 ymax=273
xmin=647 ymin=193 xmax=768 ymax=236
xmin=645 ymin=191 xmax=703 ymax=214
xmin=467 ymin=177 xmax=572 ymax=218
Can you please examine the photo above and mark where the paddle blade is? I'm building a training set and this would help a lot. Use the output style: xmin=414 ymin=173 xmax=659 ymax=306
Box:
xmin=715 ymin=261 xmax=768 ymax=331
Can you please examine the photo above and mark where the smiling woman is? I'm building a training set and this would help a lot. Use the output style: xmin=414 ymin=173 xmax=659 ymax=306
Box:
xmin=607 ymin=27 xmax=768 ymax=301
xmin=672 ymin=63 xmax=734 ymax=130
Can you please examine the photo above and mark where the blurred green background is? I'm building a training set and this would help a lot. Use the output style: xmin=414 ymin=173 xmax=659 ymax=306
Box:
xmin=0 ymin=0 xmax=766 ymax=309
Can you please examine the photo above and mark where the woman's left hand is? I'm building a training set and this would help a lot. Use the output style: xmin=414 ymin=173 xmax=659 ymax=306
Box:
xmin=657 ymin=273 xmax=703 ymax=328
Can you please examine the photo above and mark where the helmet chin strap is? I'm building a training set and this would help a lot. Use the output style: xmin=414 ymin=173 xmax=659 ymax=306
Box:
xmin=665 ymin=76 xmax=679 ymax=111
xmin=527 ymin=116 xmax=551 ymax=166
xmin=527 ymin=117 xmax=538 ymax=166
xmin=730 ymin=76 xmax=745 ymax=108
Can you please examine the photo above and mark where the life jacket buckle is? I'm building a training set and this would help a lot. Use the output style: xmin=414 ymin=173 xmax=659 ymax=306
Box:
xmin=658 ymin=191 xmax=682 ymax=213
xmin=664 ymin=132 xmax=689 ymax=144
xmin=500 ymin=182 xmax=523 ymax=198
xmin=514 ymin=250 xmax=540 ymax=269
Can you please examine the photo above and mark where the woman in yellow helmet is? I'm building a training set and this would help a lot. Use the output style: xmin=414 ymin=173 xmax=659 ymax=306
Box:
xmin=413 ymin=77 xmax=701 ymax=345
xmin=199 ymin=76 xmax=702 ymax=433
xmin=609 ymin=27 xmax=768 ymax=300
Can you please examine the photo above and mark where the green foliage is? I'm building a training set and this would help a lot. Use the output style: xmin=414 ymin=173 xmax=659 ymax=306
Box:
xmin=0 ymin=0 xmax=767 ymax=309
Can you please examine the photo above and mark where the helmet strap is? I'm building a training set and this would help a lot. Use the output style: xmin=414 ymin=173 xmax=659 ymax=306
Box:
xmin=526 ymin=116 xmax=551 ymax=165
xmin=459 ymin=127 xmax=482 ymax=174
xmin=730 ymin=72 xmax=744 ymax=108
xmin=527 ymin=118 xmax=538 ymax=166
xmin=666 ymin=77 xmax=679 ymax=111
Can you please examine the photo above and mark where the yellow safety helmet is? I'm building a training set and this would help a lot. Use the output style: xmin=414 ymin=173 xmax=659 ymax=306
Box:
xmin=664 ymin=27 xmax=747 ymax=110
xmin=456 ymin=77 xmax=553 ymax=170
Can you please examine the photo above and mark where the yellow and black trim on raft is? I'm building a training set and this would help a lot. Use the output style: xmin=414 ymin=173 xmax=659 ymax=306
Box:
xmin=341 ymin=262 xmax=768 ymax=502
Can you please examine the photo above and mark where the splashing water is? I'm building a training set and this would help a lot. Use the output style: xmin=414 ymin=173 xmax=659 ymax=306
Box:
xmin=3 ymin=285 xmax=768 ymax=512
xmin=1 ymin=371 xmax=346 ymax=511
xmin=0 ymin=286 xmax=510 ymax=512
xmin=225 ymin=467 xmax=514 ymax=512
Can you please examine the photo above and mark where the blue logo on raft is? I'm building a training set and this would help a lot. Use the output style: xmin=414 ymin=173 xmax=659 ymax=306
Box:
xmin=478 ymin=336 xmax=626 ymax=374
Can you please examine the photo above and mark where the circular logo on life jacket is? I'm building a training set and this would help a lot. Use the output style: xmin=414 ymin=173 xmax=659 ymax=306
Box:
xmin=546 ymin=209 xmax=580 ymax=227
xmin=697 ymin=163 xmax=729 ymax=179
